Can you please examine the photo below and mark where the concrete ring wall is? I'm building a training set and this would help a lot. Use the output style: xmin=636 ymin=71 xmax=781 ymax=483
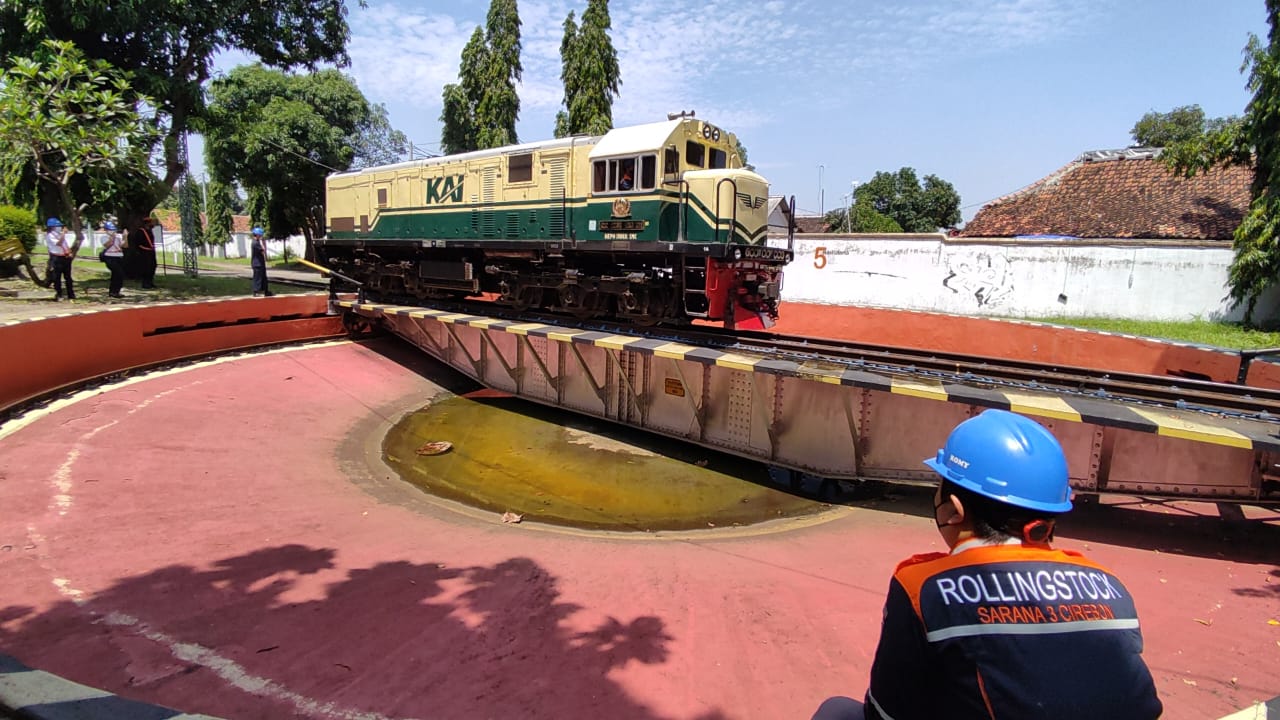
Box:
xmin=0 ymin=295 xmax=343 ymax=415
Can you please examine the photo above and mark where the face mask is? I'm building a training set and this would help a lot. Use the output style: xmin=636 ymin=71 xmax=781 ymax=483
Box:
xmin=933 ymin=489 xmax=951 ymax=529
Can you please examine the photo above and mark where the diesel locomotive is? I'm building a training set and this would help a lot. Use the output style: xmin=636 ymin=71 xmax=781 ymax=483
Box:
xmin=318 ymin=113 xmax=794 ymax=328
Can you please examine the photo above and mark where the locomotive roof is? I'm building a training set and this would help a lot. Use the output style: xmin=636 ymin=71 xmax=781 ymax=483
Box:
xmin=587 ymin=119 xmax=683 ymax=159
xmin=328 ymin=118 xmax=690 ymax=179
xmin=329 ymin=133 xmax=604 ymax=178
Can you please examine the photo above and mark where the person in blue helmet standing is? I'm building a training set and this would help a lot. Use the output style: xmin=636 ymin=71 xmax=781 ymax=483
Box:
xmin=100 ymin=221 xmax=126 ymax=298
xmin=249 ymin=226 xmax=273 ymax=297
xmin=44 ymin=217 xmax=75 ymax=301
xmin=812 ymin=409 xmax=1162 ymax=720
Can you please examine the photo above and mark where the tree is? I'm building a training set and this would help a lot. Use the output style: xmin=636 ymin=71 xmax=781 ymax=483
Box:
xmin=823 ymin=202 xmax=903 ymax=233
xmin=735 ymin=138 xmax=751 ymax=170
xmin=0 ymin=0 xmax=357 ymax=223
xmin=855 ymin=168 xmax=961 ymax=233
xmin=555 ymin=0 xmax=620 ymax=138
xmin=477 ymin=0 xmax=522 ymax=148
xmin=1132 ymin=105 xmax=1209 ymax=147
xmin=205 ymin=179 xmax=235 ymax=252
xmin=440 ymin=28 xmax=486 ymax=154
xmin=440 ymin=0 xmax=523 ymax=152
xmin=202 ymin=64 xmax=373 ymax=259
xmin=0 ymin=40 xmax=158 ymax=264
xmin=1163 ymin=1 xmax=1280 ymax=323
xmin=351 ymin=103 xmax=409 ymax=169
xmin=1131 ymin=104 xmax=1238 ymax=147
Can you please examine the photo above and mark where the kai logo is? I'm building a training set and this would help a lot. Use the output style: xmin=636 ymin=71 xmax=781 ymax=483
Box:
xmin=426 ymin=174 xmax=464 ymax=204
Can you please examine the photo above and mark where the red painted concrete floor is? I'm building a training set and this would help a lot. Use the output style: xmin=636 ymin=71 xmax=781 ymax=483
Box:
xmin=0 ymin=337 xmax=1277 ymax=720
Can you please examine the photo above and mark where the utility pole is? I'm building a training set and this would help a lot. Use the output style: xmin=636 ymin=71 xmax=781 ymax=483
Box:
xmin=848 ymin=180 xmax=861 ymax=232
xmin=818 ymin=164 xmax=825 ymax=216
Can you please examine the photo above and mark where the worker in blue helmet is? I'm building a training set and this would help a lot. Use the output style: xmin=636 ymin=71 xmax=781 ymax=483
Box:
xmin=812 ymin=409 xmax=1161 ymax=720
xmin=44 ymin=217 xmax=76 ymax=300
xmin=100 ymin=220 xmax=126 ymax=297
xmin=249 ymin=226 xmax=273 ymax=297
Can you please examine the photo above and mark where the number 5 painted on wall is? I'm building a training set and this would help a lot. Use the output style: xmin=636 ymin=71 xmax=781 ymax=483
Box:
xmin=814 ymin=246 xmax=827 ymax=269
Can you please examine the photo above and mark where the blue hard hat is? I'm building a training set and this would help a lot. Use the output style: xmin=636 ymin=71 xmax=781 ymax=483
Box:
xmin=924 ymin=409 xmax=1072 ymax=513
xmin=104 ymin=221 xmax=116 ymax=231
xmin=46 ymin=217 xmax=62 ymax=228
xmin=251 ymin=226 xmax=264 ymax=236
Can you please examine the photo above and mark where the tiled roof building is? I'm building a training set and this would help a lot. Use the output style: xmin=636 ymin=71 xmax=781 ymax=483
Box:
xmin=149 ymin=208 xmax=252 ymax=235
xmin=794 ymin=216 xmax=830 ymax=233
xmin=960 ymin=149 xmax=1252 ymax=241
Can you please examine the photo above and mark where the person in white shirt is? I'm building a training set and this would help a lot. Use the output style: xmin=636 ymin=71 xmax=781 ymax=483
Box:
xmin=101 ymin=221 xmax=125 ymax=298
xmin=44 ymin=217 xmax=75 ymax=301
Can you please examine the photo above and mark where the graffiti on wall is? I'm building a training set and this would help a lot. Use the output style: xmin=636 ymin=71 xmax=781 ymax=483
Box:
xmin=943 ymin=254 xmax=1014 ymax=307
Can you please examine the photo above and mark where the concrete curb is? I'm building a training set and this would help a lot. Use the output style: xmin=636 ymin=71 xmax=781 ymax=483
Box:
xmin=0 ymin=654 xmax=221 ymax=720
xmin=1219 ymin=697 xmax=1280 ymax=720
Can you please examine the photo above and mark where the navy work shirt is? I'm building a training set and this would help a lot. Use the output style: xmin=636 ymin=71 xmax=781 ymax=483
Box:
xmin=864 ymin=541 xmax=1162 ymax=720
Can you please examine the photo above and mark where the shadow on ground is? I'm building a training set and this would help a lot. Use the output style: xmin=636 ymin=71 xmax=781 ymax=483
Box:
xmin=0 ymin=545 xmax=728 ymax=720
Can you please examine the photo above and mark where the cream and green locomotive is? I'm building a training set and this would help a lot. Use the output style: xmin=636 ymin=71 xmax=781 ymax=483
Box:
xmin=319 ymin=114 xmax=792 ymax=327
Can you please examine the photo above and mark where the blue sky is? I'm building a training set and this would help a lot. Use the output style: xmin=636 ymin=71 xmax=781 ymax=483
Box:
xmin=200 ymin=0 xmax=1268 ymax=222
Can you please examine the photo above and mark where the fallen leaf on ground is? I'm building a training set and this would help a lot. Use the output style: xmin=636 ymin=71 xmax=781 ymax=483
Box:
xmin=501 ymin=511 xmax=523 ymax=524
xmin=416 ymin=440 xmax=453 ymax=456
xmin=1193 ymin=618 xmax=1213 ymax=626
xmin=1182 ymin=679 xmax=1198 ymax=687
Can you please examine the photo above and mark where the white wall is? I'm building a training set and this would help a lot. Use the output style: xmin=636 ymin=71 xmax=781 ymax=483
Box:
xmin=162 ymin=231 xmax=307 ymax=262
xmin=770 ymin=233 xmax=1280 ymax=323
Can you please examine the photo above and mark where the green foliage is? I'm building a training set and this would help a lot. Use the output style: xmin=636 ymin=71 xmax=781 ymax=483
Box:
xmin=1132 ymin=105 xmax=1211 ymax=147
xmin=441 ymin=1 xmax=523 ymax=152
xmin=0 ymin=40 xmax=159 ymax=253
xmin=556 ymin=0 xmax=620 ymax=138
xmin=1023 ymin=316 xmax=1280 ymax=349
xmin=205 ymin=179 xmax=234 ymax=247
xmin=823 ymin=202 xmax=903 ymax=233
xmin=203 ymin=64 xmax=374 ymax=255
xmin=440 ymin=82 xmax=477 ymax=155
xmin=0 ymin=204 xmax=37 ymax=253
xmin=1162 ymin=1 xmax=1280 ymax=324
xmin=351 ymin=103 xmax=409 ymax=168
xmin=0 ymin=0 xmax=356 ymax=218
xmin=477 ymin=0 xmax=522 ymax=148
xmin=855 ymin=168 xmax=961 ymax=232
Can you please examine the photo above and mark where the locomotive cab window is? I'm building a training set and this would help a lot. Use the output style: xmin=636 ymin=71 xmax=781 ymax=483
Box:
xmin=709 ymin=148 xmax=727 ymax=169
xmin=593 ymin=155 xmax=653 ymax=193
xmin=507 ymin=153 xmax=533 ymax=183
xmin=640 ymin=155 xmax=656 ymax=189
xmin=593 ymin=161 xmax=607 ymax=192
xmin=618 ymin=157 xmax=636 ymax=190
xmin=686 ymin=141 xmax=705 ymax=168
xmin=664 ymin=147 xmax=679 ymax=176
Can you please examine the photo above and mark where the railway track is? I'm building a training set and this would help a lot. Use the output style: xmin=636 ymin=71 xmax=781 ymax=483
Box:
xmin=357 ymin=295 xmax=1280 ymax=424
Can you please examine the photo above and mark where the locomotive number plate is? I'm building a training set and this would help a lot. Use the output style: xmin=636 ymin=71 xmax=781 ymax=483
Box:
xmin=740 ymin=246 xmax=791 ymax=262
xmin=600 ymin=220 xmax=646 ymax=231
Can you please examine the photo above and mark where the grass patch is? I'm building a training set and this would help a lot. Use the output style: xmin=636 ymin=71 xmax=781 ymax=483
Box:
xmin=1024 ymin=316 xmax=1280 ymax=350
xmin=1 ymin=259 xmax=314 ymax=305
